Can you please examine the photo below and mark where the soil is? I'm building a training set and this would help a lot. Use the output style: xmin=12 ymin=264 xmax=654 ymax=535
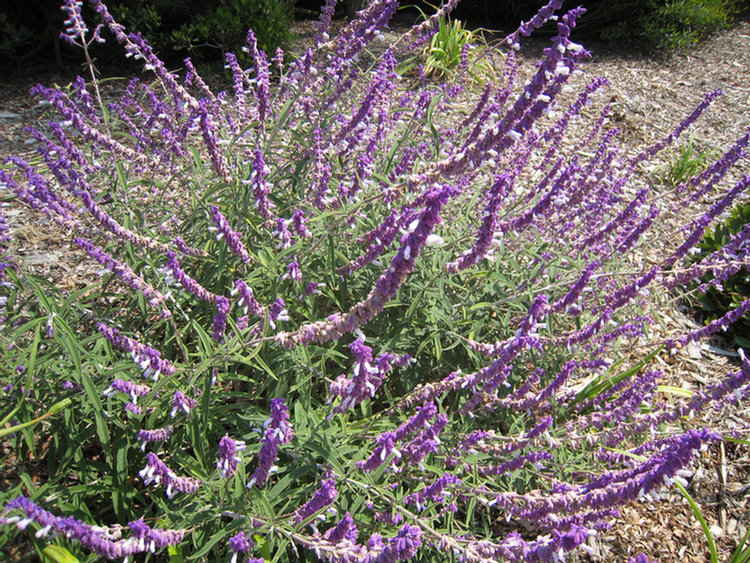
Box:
xmin=1 ymin=13 xmax=750 ymax=563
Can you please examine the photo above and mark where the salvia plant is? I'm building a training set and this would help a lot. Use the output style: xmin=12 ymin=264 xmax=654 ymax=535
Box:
xmin=0 ymin=0 xmax=749 ymax=562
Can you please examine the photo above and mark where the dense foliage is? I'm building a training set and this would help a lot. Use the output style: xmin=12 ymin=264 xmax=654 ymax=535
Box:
xmin=690 ymin=201 xmax=750 ymax=347
xmin=1 ymin=1 xmax=749 ymax=562
xmin=467 ymin=0 xmax=742 ymax=50
xmin=0 ymin=0 xmax=294 ymax=68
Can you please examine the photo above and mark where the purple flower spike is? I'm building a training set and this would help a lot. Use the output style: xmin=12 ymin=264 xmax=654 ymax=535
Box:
xmin=212 ymin=296 xmax=231 ymax=342
xmin=233 ymin=279 xmax=265 ymax=317
xmin=327 ymin=339 xmax=399 ymax=416
xmin=137 ymin=426 xmax=173 ymax=451
xmin=171 ymin=391 xmax=198 ymax=418
xmin=97 ymin=322 xmax=175 ymax=380
xmin=1 ymin=495 xmax=185 ymax=560
xmin=139 ymin=452 xmax=201 ymax=498
xmin=248 ymin=398 xmax=293 ymax=488
xmin=60 ymin=0 xmax=89 ymax=46
xmin=285 ymin=260 xmax=302 ymax=283
xmin=374 ymin=523 xmax=423 ymax=562
xmin=209 ymin=206 xmax=253 ymax=263
xmin=74 ymin=238 xmax=171 ymax=316
xmin=294 ymin=478 xmax=338 ymax=523
xmin=446 ymin=175 xmax=508 ymax=272
xmin=103 ymin=378 xmax=151 ymax=404
xmin=163 ymin=252 xmax=218 ymax=304
xmin=246 ymin=149 xmax=275 ymax=221
xmin=217 ymin=434 xmax=246 ymax=478
xmin=324 ymin=512 xmax=359 ymax=543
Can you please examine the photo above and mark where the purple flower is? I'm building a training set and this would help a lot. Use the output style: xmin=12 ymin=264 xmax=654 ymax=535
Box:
xmin=97 ymin=322 xmax=175 ymax=380
xmin=74 ymin=238 xmax=170 ymax=316
xmin=60 ymin=1 xmax=87 ymax=42
xmin=248 ymin=398 xmax=293 ymax=488
xmin=217 ymin=434 xmax=246 ymax=478
xmin=139 ymin=452 xmax=201 ymax=498
xmin=232 ymin=279 xmax=265 ymax=317
xmin=284 ymin=261 xmax=302 ymax=283
xmin=245 ymin=149 xmax=275 ymax=221
xmin=103 ymin=378 xmax=152 ymax=404
xmin=163 ymin=252 xmax=218 ymax=304
xmin=446 ymin=174 xmax=508 ymax=272
xmin=137 ymin=427 xmax=173 ymax=451
xmin=327 ymin=339 xmax=399 ymax=416
xmin=372 ymin=524 xmax=423 ymax=562
xmin=1 ymin=495 xmax=185 ymax=560
xmin=276 ymin=184 xmax=456 ymax=347
xmin=357 ymin=402 xmax=443 ymax=473
xmin=171 ymin=391 xmax=198 ymax=418
xmin=212 ymin=296 xmax=231 ymax=342
xmin=209 ymin=206 xmax=252 ymax=264
xmin=294 ymin=478 xmax=338 ymax=523
xmin=229 ymin=531 xmax=253 ymax=563
xmin=324 ymin=512 xmax=358 ymax=543
xmin=404 ymin=473 xmax=461 ymax=511
xmin=503 ymin=0 xmax=564 ymax=49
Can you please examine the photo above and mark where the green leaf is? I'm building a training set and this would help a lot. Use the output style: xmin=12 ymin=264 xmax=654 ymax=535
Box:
xmin=673 ymin=480 xmax=718 ymax=563
xmin=256 ymin=534 xmax=272 ymax=560
xmin=168 ymin=544 xmax=185 ymax=563
xmin=42 ymin=545 xmax=80 ymax=563
xmin=655 ymin=385 xmax=694 ymax=398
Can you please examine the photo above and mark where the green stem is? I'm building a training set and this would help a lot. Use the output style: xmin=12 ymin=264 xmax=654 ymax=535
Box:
xmin=674 ymin=480 xmax=718 ymax=563
xmin=0 ymin=398 xmax=73 ymax=439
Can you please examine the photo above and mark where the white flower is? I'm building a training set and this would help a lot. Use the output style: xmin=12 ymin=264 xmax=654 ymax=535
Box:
xmin=425 ymin=234 xmax=445 ymax=247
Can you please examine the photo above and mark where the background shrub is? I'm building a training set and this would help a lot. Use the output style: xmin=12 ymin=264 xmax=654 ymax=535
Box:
xmin=690 ymin=202 xmax=750 ymax=347
xmin=0 ymin=0 xmax=294 ymax=69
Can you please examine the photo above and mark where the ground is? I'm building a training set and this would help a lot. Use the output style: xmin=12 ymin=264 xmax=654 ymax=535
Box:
xmin=1 ymin=13 xmax=749 ymax=563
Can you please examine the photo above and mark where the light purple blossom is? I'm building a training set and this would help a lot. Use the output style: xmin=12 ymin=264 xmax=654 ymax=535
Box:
xmin=209 ymin=206 xmax=252 ymax=263
xmin=139 ymin=452 xmax=201 ymax=498
xmin=74 ymin=238 xmax=171 ymax=316
xmin=229 ymin=531 xmax=256 ymax=563
xmin=248 ymin=398 xmax=293 ymax=488
xmin=171 ymin=391 xmax=198 ymax=418
xmin=217 ymin=434 xmax=246 ymax=478
xmin=137 ymin=427 xmax=173 ymax=451
xmin=97 ymin=322 xmax=175 ymax=380
xmin=294 ymin=478 xmax=338 ymax=523
xmin=327 ymin=339 xmax=400 ymax=416
xmin=1 ymin=495 xmax=184 ymax=560
xmin=103 ymin=378 xmax=151 ymax=404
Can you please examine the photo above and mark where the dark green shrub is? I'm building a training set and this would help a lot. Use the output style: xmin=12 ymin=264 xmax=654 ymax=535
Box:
xmin=592 ymin=0 xmax=739 ymax=49
xmin=692 ymin=202 xmax=750 ymax=347
xmin=0 ymin=0 xmax=293 ymax=69
xmin=109 ymin=0 xmax=293 ymax=65
xmin=467 ymin=0 xmax=740 ymax=51
xmin=642 ymin=0 xmax=739 ymax=49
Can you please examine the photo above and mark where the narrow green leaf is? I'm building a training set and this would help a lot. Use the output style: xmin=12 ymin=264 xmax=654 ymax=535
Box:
xmin=168 ymin=544 xmax=185 ymax=563
xmin=673 ymin=480 xmax=718 ymax=563
xmin=42 ymin=545 xmax=80 ymax=563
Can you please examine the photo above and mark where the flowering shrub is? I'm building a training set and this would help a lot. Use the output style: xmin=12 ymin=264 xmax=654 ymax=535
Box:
xmin=1 ymin=0 xmax=749 ymax=562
